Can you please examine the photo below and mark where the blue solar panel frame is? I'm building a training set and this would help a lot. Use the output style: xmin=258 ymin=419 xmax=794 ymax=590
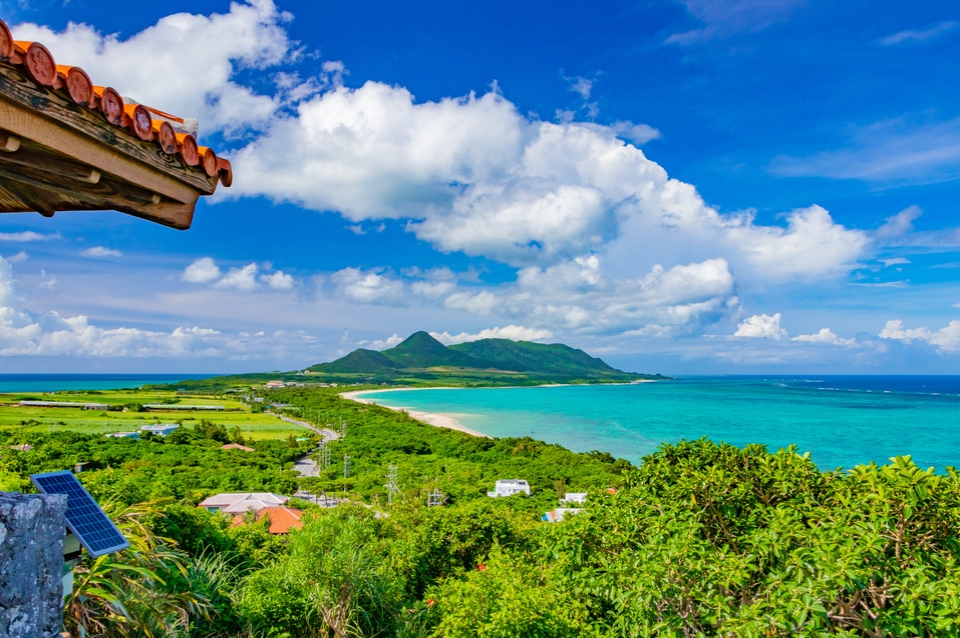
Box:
xmin=30 ymin=470 xmax=130 ymax=557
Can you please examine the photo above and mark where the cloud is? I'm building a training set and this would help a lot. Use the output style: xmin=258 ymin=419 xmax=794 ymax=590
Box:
xmin=10 ymin=0 xmax=302 ymax=134
xmin=0 ymin=231 xmax=60 ymax=242
xmin=261 ymin=270 xmax=294 ymax=290
xmin=791 ymin=328 xmax=855 ymax=346
xmin=182 ymin=257 xmax=222 ymax=283
xmin=880 ymin=21 xmax=957 ymax=45
xmin=771 ymin=117 xmax=960 ymax=185
xmin=227 ymin=80 xmax=866 ymax=277
xmin=607 ymin=121 xmax=661 ymax=145
xmin=0 ymin=254 xmax=315 ymax=359
xmin=327 ymin=267 xmax=406 ymax=304
xmin=569 ymin=76 xmax=593 ymax=99
xmin=215 ymin=263 xmax=259 ymax=292
xmin=880 ymin=319 xmax=960 ymax=353
xmin=17 ymin=2 xmax=867 ymax=290
xmin=666 ymin=0 xmax=805 ymax=44
xmin=359 ymin=333 xmax=403 ymax=350
xmin=734 ymin=313 xmax=788 ymax=339
xmin=80 ymin=246 xmax=122 ymax=258
xmin=447 ymin=256 xmax=739 ymax=336
xmin=5 ymin=252 xmax=28 ymax=263
xmin=879 ymin=258 xmax=910 ymax=267
xmin=874 ymin=206 xmax=960 ymax=248
xmin=39 ymin=271 xmax=56 ymax=290
xmin=431 ymin=325 xmax=554 ymax=345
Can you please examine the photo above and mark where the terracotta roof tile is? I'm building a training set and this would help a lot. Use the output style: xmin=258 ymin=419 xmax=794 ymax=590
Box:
xmin=257 ymin=507 xmax=304 ymax=534
xmin=0 ymin=19 xmax=231 ymax=187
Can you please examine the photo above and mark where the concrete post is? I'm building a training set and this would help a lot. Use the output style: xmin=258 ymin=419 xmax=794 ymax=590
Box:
xmin=0 ymin=492 xmax=67 ymax=638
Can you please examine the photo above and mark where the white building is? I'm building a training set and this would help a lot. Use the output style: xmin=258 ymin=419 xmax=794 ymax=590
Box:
xmin=198 ymin=492 xmax=289 ymax=514
xmin=561 ymin=492 xmax=588 ymax=505
xmin=140 ymin=424 xmax=180 ymax=436
xmin=487 ymin=479 xmax=531 ymax=498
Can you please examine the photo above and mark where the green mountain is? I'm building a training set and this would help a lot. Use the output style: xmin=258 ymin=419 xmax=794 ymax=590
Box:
xmin=379 ymin=331 xmax=486 ymax=369
xmin=450 ymin=338 xmax=619 ymax=375
xmin=308 ymin=331 xmax=663 ymax=384
xmin=319 ymin=348 xmax=398 ymax=373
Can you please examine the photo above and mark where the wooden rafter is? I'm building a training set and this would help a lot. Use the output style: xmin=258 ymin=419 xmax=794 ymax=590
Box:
xmin=0 ymin=18 xmax=231 ymax=229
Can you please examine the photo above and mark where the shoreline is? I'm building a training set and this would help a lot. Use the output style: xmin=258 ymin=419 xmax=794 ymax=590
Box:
xmin=340 ymin=380 xmax=658 ymax=439
xmin=341 ymin=389 xmax=492 ymax=438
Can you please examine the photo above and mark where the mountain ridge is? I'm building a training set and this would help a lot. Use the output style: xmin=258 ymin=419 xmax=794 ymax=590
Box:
xmin=308 ymin=331 xmax=664 ymax=383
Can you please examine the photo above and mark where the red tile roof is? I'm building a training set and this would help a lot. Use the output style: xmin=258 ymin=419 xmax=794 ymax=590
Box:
xmin=244 ymin=507 xmax=304 ymax=534
xmin=0 ymin=18 xmax=231 ymax=187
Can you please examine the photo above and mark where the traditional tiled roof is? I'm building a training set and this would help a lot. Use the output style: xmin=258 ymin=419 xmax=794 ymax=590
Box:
xmin=256 ymin=507 xmax=304 ymax=534
xmin=198 ymin=492 xmax=288 ymax=514
xmin=0 ymin=19 xmax=231 ymax=187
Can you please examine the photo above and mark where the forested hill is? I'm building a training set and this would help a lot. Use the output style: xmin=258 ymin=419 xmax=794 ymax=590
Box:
xmin=308 ymin=331 xmax=663 ymax=384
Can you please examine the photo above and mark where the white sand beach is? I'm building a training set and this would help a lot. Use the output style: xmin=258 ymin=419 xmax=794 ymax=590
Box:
xmin=341 ymin=389 xmax=492 ymax=438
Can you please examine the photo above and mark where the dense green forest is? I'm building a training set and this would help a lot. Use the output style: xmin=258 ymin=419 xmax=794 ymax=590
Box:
xmin=2 ymin=386 xmax=959 ymax=637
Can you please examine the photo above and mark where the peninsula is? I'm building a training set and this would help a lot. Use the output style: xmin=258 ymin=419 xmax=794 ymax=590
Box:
xmin=307 ymin=331 xmax=666 ymax=386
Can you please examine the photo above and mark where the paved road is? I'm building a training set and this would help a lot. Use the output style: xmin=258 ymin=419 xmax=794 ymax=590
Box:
xmin=269 ymin=411 xmax=341 ymax=477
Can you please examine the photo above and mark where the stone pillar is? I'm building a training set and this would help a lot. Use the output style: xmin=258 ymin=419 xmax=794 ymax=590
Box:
xmin=0 ymin=492 xmax=67 ymax=638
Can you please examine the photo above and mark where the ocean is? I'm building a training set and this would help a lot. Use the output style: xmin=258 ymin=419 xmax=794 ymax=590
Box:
xmin=0 ymin=374 xmax=212 ymax=393
xmin=357 ymin=376 xmax=960 ymax=471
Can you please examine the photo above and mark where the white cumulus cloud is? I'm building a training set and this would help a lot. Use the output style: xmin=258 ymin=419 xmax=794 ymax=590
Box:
xmin=359 ymin=333 xmax=404 ymax=350
xmin=225 ymin=78 xmax=867 ymax=276
xmin=215 ymin=263 xmax=260 ymax=292
xmin=880 ymin=319 xmax=960 ymax=353
xmin=735 ymin=313 xmax=788 ymax=340
xmin=261 ymin=270 xmax=295 ymax=290
xmin=11 ymin=0 xmax=299 ymax=135
xmin=182 ymin=257 xmax=222 ymax=283
xmin=327 ymin=268 xmax=406 ymax=304
xmin=791 ymin=328 xmax=855 ymax=346
xmin=431 ymin=325 xmax=554 ymax=345
xmin=0 ymin=255 xmax=314 ymax=359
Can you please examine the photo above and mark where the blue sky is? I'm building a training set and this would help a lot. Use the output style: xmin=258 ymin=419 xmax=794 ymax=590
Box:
xmin=0 ymin=0 xmax=958 ymax=373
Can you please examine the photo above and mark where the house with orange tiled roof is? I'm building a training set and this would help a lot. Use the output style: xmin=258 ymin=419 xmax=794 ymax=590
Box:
xmin=0 ymin=18 xmax=231 ymax=229
xmin=255 ymin=507 xmax=304 ymax=535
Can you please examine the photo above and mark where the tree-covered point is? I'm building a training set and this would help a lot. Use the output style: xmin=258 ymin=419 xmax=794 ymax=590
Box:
xmin=306 ymin=331 xmax=668 ymax=386
xmin=267 ymin=386 xmax=629 ymax=509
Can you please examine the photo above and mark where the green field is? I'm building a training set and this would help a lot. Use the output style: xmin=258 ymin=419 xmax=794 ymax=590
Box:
xmin=0 ymin=389 xmax=307 ymax=440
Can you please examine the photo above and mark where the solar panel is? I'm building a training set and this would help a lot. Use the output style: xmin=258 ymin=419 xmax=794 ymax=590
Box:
xmin=30 ymin=470 xmax=130 ymax=557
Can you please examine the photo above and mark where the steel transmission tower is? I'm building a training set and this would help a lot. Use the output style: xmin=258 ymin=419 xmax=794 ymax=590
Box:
xmin=385 ymin=464 xmax=400 ymax=505
xmin=427 ymin=488 xmax=445 ymax=508
xmin=343 ymin=454 xmax=351 ymax=479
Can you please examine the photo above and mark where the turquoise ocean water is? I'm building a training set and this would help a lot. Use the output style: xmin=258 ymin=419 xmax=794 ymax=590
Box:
xmin=359 ymin=376 xmax=960 ymax=470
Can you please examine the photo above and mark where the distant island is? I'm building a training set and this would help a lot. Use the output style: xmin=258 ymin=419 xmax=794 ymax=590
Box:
xmin=306 ymin=331 xmax=666 ymax=386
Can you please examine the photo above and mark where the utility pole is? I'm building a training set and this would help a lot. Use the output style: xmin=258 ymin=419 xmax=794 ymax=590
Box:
xmin=385 ymin=464 xmax=400 ymax=505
